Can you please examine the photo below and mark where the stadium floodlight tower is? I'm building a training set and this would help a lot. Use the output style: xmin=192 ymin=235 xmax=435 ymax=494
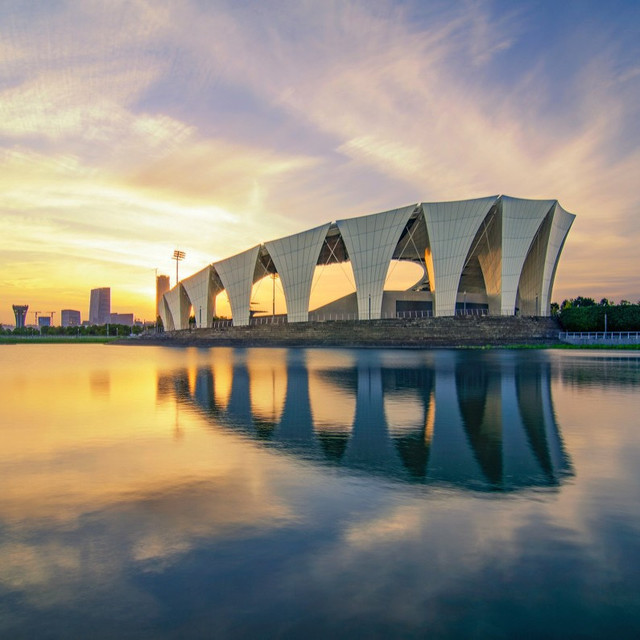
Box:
xmin=173 ymin=250 xmax=186 ymax=286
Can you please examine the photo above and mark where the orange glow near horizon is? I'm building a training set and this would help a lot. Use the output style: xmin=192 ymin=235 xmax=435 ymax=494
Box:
xmin=1 ymin=1 xmax=638 ymax=323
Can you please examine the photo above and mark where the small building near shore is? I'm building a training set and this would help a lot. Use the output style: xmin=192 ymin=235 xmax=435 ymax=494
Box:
xmin=61 ymin=309 xmax=81 ymax=327
xmin=110 ymin=313 xmax=134 ymax=327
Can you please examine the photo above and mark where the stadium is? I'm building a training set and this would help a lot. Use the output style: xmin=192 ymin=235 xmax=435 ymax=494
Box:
xmin=159 ymin=195 xmax=575 ymax=330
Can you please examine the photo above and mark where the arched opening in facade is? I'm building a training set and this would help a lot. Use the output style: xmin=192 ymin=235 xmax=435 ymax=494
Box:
xmin=456 ymin=202 xmax=501 ymax=315
xmin=307 ymin=228 xmax=356 ymax=318
xmin=249 ymin=247 xmax=288 ymax=319
xmin=382 ymin=208 xmax=433 ymax=317
xmin=516 ymin=208 xmax=554 ymax=316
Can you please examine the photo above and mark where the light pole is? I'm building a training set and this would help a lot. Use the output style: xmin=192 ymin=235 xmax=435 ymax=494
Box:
xmin=271 ymin=273 xmax=277 ymax=317
xmin=154 ymin=267 xmax=158 ymax=332
xmin=173 ymin=250 xmax=185 ymax=286
xmin=463 ymin=291 xmax=467 ymax=315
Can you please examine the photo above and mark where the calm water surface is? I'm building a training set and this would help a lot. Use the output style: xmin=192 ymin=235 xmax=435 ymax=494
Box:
xmin=1 ymin=345 xmax=639 ymax=639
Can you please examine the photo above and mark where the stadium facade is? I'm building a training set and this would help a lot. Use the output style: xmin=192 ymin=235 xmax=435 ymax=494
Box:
xmin=159 ymin=195 xmax=575 ymax=330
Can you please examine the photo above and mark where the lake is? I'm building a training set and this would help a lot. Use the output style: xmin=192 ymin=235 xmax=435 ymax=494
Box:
xmin=1 ymin=345 xmax=639 ymax=639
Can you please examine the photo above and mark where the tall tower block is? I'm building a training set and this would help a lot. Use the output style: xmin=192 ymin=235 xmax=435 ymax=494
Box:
xmin=89 ymin=288 xmax=111 ymax=325
xmin=156 ymin=275 xmax=171 ymax=319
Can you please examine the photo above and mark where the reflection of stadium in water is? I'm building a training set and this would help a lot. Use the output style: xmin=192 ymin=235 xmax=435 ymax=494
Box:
xmin=165 ymin=350 xmax=572 ymax=491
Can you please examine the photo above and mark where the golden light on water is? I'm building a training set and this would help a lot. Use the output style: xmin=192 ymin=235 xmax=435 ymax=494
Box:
xmin=2 ymin=285 xmax=640 ymax=639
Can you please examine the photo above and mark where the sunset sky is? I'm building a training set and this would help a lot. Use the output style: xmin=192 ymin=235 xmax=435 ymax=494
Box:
xmin=1 ymin=0 xmax=639 ymax=324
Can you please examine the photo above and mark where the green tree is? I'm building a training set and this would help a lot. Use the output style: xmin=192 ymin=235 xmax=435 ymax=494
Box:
xmin=571 ymin=296 xmax=596 ymax=307
xmin=559 ymin=303 xmax=640 ymax=331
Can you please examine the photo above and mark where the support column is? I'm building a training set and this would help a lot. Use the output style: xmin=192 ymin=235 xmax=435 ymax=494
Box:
xmin=422 ymin=196 xmax=497 ymax=316
xmin=164 ymin=284 xmax=190 ymax=330
xmin=337 ymin=204 xmax=415 ymax=320
xmin=214 ymin=246 xmax=261 ymax=326
xmin=265 ymin=223 xmax=330 ymax=322
xmin=499 ymin=196 xmax=556 ymax=315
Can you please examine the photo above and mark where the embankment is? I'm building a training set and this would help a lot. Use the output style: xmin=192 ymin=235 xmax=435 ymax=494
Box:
xmin=128 ymin=316 xmax=562 ymax=348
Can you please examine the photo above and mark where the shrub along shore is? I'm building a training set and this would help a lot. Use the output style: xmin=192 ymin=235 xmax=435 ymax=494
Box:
xmin=558 ymin=303 xmax=640 ymax=332
xmin=0 ymin=336 xmax=118 ymax=344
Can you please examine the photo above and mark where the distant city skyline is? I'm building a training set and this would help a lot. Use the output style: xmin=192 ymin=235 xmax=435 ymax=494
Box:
xmin=1 ymin=286 xmax=140 ymax=327
xmin=1 ymin=1 xmax=639 ymax=324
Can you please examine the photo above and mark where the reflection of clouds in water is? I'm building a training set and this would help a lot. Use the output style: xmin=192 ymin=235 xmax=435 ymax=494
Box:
xmin=0 ymin=472 xmax=294 ymax=620
xmin=344 ymin=505 xmax=423 ymax=549
xmin=290 ymin=502 xmax=604 ymax=639
xmin=0 ymin=541 xmax=80 ymax=590
xmin=1 ymin=347 xmax=639 ymax=638
xmin=121 ymin=477 xmax=292 ymax=560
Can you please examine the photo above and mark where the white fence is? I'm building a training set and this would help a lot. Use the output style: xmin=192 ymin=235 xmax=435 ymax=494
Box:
xmin=559 ymin=331 xmax=640 ymax=345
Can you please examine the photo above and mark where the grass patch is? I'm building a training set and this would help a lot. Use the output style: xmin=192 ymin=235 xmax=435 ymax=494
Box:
xmin=507 ymin=343 xmax=640 ymax=350
xmin=462 ymin=343 xmax=640 ymax=350
xmin=552 ymin=343 xmax=640 ymax=350
xmin=0 ymin=336 xmax=119 ymax=344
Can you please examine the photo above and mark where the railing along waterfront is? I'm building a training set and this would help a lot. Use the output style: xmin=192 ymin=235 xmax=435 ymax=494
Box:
xmin=211 ymin=319 xmax=233 ymax=329
xmin=207 ymin=308 xmax=491 ymax=327
xmin=559 ymin=331 xmax=640 ymax=345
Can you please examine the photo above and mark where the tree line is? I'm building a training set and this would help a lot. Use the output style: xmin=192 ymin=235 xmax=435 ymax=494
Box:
xmin=553 ymin=298 xmax=640 ymax=332
xmin=0 ymin=324 xmax=145 ymax=337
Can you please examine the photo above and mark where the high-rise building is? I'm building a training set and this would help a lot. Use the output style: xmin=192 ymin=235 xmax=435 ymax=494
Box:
xmin=89 ymin=288 xmax=111 ymax=325
xmin=156 ymin=275 xmax=171 ymax=319
xmin=38 ymin=316 xmax=51 ymax=328
xmin=110 ymin=312 xmax=134 ymax=327
xmin=12 ymin=305 xmax=28 ymax=328
xmin=61 ymin=309 xmax=81 ymax=327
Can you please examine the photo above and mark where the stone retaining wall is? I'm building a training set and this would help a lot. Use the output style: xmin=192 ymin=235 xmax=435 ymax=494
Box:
xmin=137 ymin=316 xmax=562 ymax=348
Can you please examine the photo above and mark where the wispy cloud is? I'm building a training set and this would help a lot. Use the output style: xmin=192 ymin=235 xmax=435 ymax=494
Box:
xmin=0 ymin=0 xmax=639 ymax=320
xmin=179 ymin=0 xmax=638 ymax=300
